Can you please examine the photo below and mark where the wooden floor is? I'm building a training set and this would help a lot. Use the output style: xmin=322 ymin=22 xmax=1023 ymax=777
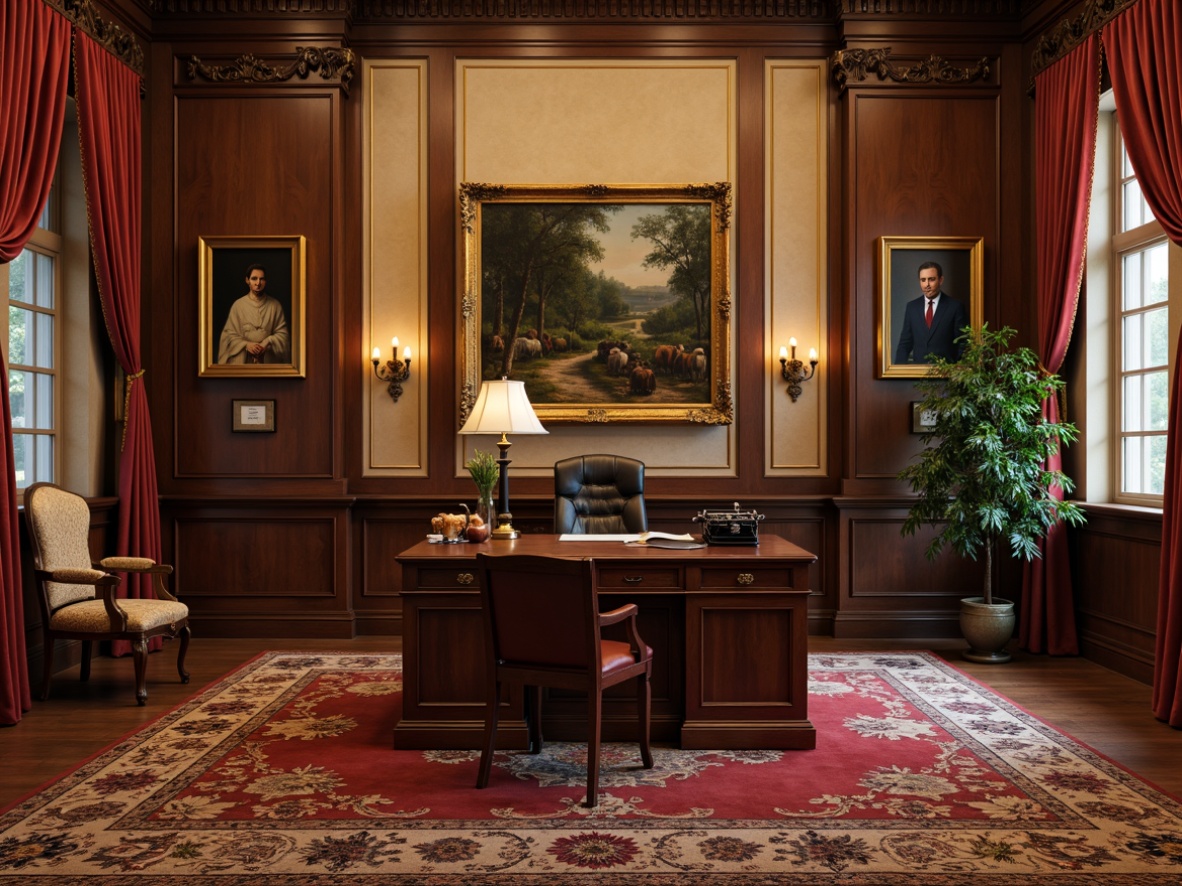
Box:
xmin=2 ymin=635 xmax=1180 ymax=810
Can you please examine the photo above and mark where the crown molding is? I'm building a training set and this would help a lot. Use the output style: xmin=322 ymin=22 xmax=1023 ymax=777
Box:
xmin=185 ymin=47 xmax=357 ymax=96
xmin=832 ymin=47 xmax=991 ymax=93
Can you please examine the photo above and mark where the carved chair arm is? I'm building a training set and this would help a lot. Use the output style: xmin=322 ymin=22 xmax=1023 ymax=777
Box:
xmin=95 ymin=558 xmax=179 ymax=601
xmin=37 ymin=568 xmax=127 ymax=631
xmin=598 ymin=602 xmax=647 ymax=660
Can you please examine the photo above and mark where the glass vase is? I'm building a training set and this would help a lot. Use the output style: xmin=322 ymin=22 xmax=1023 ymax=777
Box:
xmin=470 ymin=490 xmax=494 ymax=542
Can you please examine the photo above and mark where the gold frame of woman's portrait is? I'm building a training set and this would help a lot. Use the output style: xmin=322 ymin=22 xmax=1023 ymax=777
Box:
xmin=459 ymin=182 xmax=733 ymax=425
xmin=198 ymin=235 xmax=306 ymax=378
xmin=876 ymin=235 xmax=984 ymax=379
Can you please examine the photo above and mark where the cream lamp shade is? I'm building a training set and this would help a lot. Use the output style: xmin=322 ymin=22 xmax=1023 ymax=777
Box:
xmin=458 ymin=379 xmax=548 ymax=437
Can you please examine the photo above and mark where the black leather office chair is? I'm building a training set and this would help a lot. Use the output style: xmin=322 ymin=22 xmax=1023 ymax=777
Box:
xmin=554 ymin=454 xmax=648 ymax=534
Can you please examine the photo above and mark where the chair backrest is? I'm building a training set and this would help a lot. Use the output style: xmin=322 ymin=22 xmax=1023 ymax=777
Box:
xmin=24 ymin=482 xmax=98 ymax=611
xmin=554 ymin=454 xmax=648 ymax=534
xmin=476 ymin=554 xmax=600 ymax=671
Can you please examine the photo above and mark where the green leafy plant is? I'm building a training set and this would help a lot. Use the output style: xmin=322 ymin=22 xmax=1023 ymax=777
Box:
xmin=465 ymin=449 xmax=499 ymax=493
xmin=898 ymin=324 xmax=1086 ymax=604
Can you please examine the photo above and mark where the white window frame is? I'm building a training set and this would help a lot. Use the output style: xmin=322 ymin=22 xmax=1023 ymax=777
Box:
xmin=4 ymin=184 xmax=63 ymax=493
xmin=1106 ymin=109 xmax=1182 ymax=505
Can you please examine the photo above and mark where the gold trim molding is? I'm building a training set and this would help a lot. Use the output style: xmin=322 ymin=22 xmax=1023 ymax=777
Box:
xmin=831 ymin=48 xmax=991 ymax=93
xmin=186 ymin=47 xmax=357 ymax=97
xmin=1031 ymin=0 xmax=1138 ymax=78
xmin=44 ymin=0 xmax=145 ymax=78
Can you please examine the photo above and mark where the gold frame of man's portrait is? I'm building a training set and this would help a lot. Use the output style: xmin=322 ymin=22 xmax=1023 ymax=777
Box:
xmin=198 ymin=235 xmax=307 ymax=378
xmin=876 ymin=235 xmax=984 ymax=379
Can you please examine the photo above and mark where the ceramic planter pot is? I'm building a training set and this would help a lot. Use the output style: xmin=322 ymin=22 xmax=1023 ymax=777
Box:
xmin=960 ymin=596 xmax=1016 ymax=664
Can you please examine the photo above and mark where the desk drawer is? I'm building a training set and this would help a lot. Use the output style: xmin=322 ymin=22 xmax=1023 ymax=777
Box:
xmin=598 ymin=566 xmax=683 ymax=590
xmin=415 ymin=567 xmax=479 ymax=589
xmin=699 ymin=566 xmax=793 ymax=589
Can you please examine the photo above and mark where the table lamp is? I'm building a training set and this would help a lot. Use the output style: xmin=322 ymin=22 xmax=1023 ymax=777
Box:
xmin=458 ymin=378 xmax=548 ymax=539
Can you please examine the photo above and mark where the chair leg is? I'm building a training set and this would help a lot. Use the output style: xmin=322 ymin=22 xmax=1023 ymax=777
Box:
xmin=132 ymin=638 xmax=149 ymax=706
xmin=638 ymin=667 xmax=654 ymax=769
xmin=526 ymin=685 xmax=544 ymax=754
xmin=584 ymin=692 xmax=603 ymax=808
xmin=40 ymin=637 xmax=55 ymax=701
xmin=176 ymin=625 xmax=192 ymax=684
xmin=79 ymin=640 xmax=92 ymax=683
xmin=476 ymin=679 xmax=502 ymax=789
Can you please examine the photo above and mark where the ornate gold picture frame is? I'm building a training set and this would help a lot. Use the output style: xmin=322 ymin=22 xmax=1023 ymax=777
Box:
xmin=877 ymin=235 xmax=984 ymax=379
xmin=198 ymin=235 xmax=306 ymax=378
xmin=459 ymin=183 xmax=733 ymax=425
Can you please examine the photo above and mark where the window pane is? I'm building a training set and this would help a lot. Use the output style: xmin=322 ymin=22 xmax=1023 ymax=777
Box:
xmin=11 ymin=434 xmax=54 ymax=489
xmin=1124 ymin=374 xmax=1144 ymax=430
xmin=7 ymin=369 xmax=24 ymax=428
xmin=31 ymin=372 xmax=53 ymax=429
xmin=8 ymin=251 xmax=26 ymax=301
xmin=33 ymin=252 xmax=54 ymax=308
xmin=1123 ymin=251 xmax=1144 ymax=310
xmin=1148 ymin=370 xmax=1170 ymax=431
xmin=8 ymin=307 xmax=30 ymax=366
xmin=1145 ymin=241 xmax=1169 ymax=306
xmin=32 ymin=312 xmax=53 ymax=368
xmin=1146 ymin=305 xmax=1170 ymax=367
xmin=1123 ymin=435 xmax=1167 ymax=496
xmin=1123 ymin=179 xmax=1147 ymax=230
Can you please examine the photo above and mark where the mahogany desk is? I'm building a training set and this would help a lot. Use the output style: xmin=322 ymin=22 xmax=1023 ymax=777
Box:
xmin=394 ymin=534 xmax=817 ymax=751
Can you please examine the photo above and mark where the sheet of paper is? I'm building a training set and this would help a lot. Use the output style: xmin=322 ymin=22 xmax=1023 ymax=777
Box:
xmin=558 ymin=533 xmax=640 ymax=542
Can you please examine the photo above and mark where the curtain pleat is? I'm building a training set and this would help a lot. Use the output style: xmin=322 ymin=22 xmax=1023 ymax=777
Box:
xmin=0 ymin=0 xmax=70 ymax=725
xmin=75 ymin=33 xmax=162 ymax=657
xmin=1102 ymin=0 xmax=1182 ymax=726
xmin=1020 ymin=35 xmax=1100 ymax=656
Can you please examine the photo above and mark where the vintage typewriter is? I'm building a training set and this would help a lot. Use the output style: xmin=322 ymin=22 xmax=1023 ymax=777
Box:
xmin=693 ymin=502 xmax=765 ymax=546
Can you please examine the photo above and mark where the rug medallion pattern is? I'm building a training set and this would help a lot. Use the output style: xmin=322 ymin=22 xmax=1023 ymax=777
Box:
xmin=1 ymin=651 xmax=1180 ymax=883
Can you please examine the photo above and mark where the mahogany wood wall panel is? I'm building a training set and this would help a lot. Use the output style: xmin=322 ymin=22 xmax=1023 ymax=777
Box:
xmin=1072 ymin=508 xmax=1161 ymax=684
xmin=165 ymin=500 xmax=353 ymax=637
xmin=847 ymin=92 xmax=1000 ymax=485
xmin=173 ymin=93 xmax=338 ymax=479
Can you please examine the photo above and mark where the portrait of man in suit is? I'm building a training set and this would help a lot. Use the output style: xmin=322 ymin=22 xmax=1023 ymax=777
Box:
xmin=893 ymin=260 xmax=970 ymax=365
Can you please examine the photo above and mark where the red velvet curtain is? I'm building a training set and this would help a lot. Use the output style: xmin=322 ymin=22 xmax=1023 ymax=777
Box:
xmin=1020 ymin=35 xmax=1100 ymax=656
xmin=75 ymin=33 xmax=162 ymax=657
xmin=1102 ymin=0 xmax=1182 ymax=726
xmin=0 ymin=0 xmax=70 ymax=725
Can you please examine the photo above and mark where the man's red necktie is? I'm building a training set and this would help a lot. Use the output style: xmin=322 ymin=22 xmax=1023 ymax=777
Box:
xmin=925 ymin=300 xmax=933 ymax=328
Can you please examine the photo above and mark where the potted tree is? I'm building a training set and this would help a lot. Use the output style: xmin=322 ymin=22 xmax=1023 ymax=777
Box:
xmin=898 ymin=324 xmax=1086 ymax=663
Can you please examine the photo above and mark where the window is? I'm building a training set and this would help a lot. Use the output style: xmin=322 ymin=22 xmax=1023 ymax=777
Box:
xmin=1112 ymin=128 xmax=1172 ymax=503
xmin=5 ymin=188 xmax=61 ymax=490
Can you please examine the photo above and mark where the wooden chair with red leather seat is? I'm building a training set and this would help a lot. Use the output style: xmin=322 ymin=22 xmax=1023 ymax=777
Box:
xmin=473 ymin=553 xmax=654 ymax=807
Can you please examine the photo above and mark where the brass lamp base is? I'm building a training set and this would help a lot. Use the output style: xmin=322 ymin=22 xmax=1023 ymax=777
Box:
xmin=491 ymin=513 xmax=518 ymax=540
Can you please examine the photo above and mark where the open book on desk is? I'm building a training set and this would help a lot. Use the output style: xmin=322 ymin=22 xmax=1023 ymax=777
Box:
xmin=557 ymin=531 xmax=705 ymax=549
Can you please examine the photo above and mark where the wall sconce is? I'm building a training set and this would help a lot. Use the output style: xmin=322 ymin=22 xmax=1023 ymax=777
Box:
xmin=779 ymin=338 xmax=818 ymax=402
xmin=372 ymin=337 xmax=412 ymax=402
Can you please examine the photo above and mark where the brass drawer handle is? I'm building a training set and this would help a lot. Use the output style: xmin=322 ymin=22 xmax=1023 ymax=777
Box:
xmin=624 ymin=576 xmax=644 ymax=583
xmin=737 ymin=573 xmax=755 ymax=585
xmin=457 ymin=572 xmax=474 ymax=585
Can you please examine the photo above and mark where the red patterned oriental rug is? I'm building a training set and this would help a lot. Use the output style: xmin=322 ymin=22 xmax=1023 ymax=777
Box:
xmin=2 ymin=652 xmax=1181 ymax=884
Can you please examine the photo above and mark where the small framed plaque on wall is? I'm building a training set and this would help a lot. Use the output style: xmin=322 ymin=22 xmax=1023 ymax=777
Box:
xmin=232 ymin=399 xmax=276 ymax=433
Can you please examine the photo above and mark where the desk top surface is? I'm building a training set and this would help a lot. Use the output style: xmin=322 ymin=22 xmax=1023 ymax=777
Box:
xmin=397 ymin=533 xmax=816 ymax=564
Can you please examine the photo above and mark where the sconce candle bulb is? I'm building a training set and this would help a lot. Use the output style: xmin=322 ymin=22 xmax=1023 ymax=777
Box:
xmin=779 ymin=338 xmax=819 ymax=402
xmin=372 ymin=336 xmax=412 ymax=402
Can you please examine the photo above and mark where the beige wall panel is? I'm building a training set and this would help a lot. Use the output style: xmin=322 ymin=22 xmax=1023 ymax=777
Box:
xmin=456 ymin=59 xmax=736 ymax=476
xmin=766 ymin=61 xmax=827 ymax=475
xmin=364 ymin=60 xmax=429 ymax=474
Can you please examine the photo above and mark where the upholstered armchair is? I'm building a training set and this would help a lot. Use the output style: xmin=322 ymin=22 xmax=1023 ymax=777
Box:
xmin=554 ymin=454 xmax=648 ymax=534
xmin=473 ymin=553 xmax=654 ymax=807
xmin=23 ymin=482 xmax=191 ymax=706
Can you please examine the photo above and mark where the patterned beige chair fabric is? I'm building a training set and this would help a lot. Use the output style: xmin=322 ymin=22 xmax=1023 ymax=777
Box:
xmin=23 ymin=482 xmax=192 ymax=706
